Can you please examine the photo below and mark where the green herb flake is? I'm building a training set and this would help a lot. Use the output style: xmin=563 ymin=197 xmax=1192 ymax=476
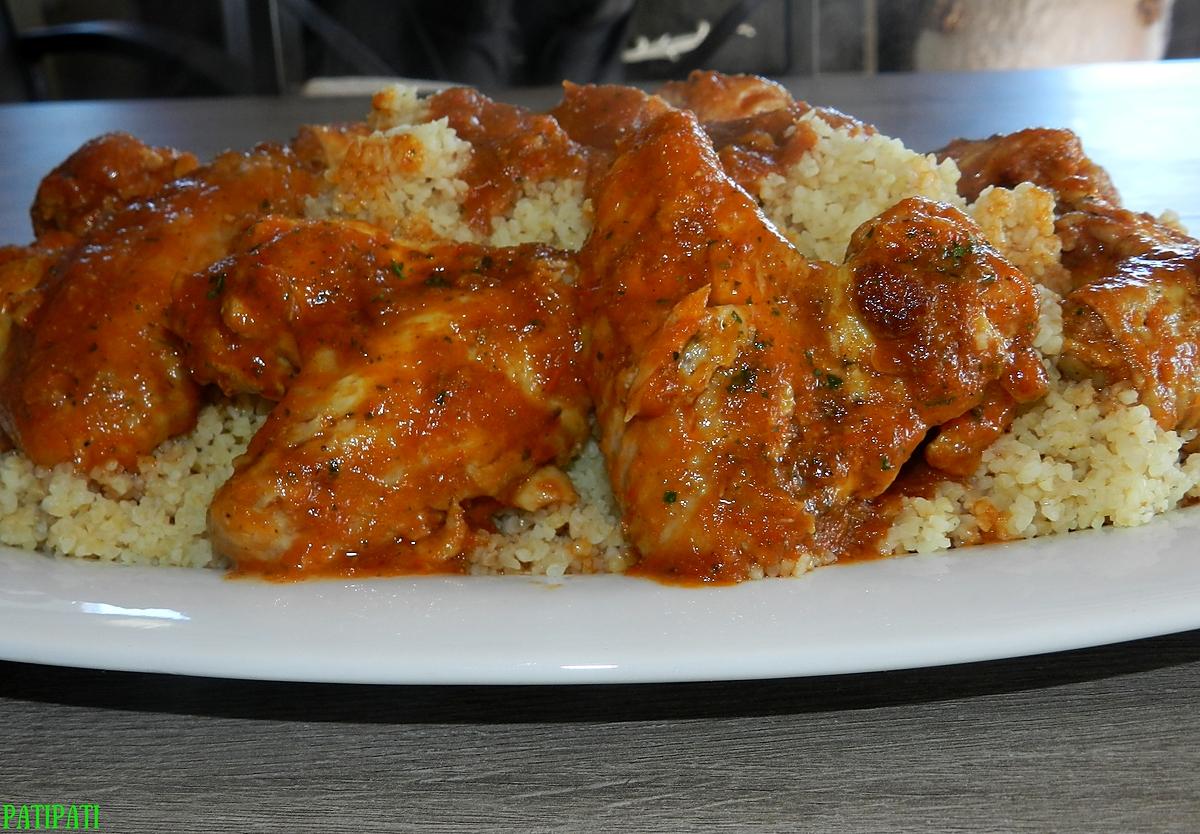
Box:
xmin=727 ymin=366 xmax=758 ymax=393
xmin=424 ymin=275 xmax=450 ymax=288
xmin=880 ymin=456 xmax=891 ymax=471
xmin=663 ymin=490 xmax=678 ymax=504
xmin=947 ymin=240 xmax=974 ymax=265
xmin=389 ymin=261 xmax=405 ymax=279
xmin=825 ymin=373 xmax=843 ymax=389
xmin=206 ymin=272 xmax=226 ymax=300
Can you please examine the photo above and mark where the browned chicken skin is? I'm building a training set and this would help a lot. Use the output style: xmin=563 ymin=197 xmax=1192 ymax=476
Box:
xmin=579 ymin=106 xmax=1046 ymax=581
xmin=0 ymin=143 xmax=317 ymax=469
xmin=938 ymin=128 xmax=1200 ymax=433
xmin=169 ymin=217 xmax=589 ymax=576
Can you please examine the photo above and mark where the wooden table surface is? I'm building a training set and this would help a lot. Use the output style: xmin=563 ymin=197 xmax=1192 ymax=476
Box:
xmin=2 ymin=62 xmax=1199 ymax=832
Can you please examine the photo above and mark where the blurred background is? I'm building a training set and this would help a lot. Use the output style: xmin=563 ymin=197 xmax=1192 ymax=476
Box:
xmin=1 ymin=0 xmax=1198 ymax=100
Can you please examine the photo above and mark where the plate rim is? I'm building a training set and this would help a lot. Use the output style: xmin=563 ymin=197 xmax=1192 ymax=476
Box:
xmin=2 ymin=507 xmax=1199 ymax=684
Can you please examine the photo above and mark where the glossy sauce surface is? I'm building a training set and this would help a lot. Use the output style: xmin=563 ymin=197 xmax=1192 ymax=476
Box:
xmin=938 ymin=127 xmax=1200 ymax=434
xmin=8 ymin=73 xmax=1192 ymax=583
xmin=30 ymin=132 xmax=199 ymax=239
xmin=427 ymin=88 xmax=588 ymax=235
xmin=577 ymin=104 xmax=1045 ymax=582
xmin=0 ymin=143 xmax=316 ymax=469
xmin=171 ymin=217 xmax=589 ymax=577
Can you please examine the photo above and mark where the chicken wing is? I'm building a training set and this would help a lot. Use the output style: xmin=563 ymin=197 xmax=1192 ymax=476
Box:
xmin=936 ymin=128 xmax=1119 ymax=207
xmin=3 ymin=133 xmax=200 ymax=411
xmin=1057 ymin=203 xmax=1200 ymax=431
xmin=170 ymin=217 xmax=589 ymax=576
xmin=3 ymin=133 xmax=199 ymax=373
xmin=31 ymin=132 xmax=199 ymax=240
xmin=579 ymin=107 xmax=1045 ymax=581
xmin=938 ymin=128 xmax=1200 ymax=433
xmin=0 ymin=144 xmax=317 ymax=470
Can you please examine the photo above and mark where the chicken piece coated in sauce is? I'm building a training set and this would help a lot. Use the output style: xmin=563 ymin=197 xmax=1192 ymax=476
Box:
xmin=556 ymin=73 xmax=868 ymax=199
xmin=579 ymin=107 xmax=1046 ymax=582
xmin=169 ymin=217 xmax=589 ymax=577
xmin=936 ymin=128 xmax=1120 ymax=207
xmin=1057 ymin=203 xmax=1200 ymax=431
xmin=0 ymin=135 xmax=200 ymax=453
xmin=657 ymin=70 xmax=796 ymax=122
xmin=0 ymin=143 xmax=317 ymax=470
xmin=31 ymin=132 xmax=200 ymax=240
xmin=556 ymin=71 xmax=802 ymax=166
xmin=2 ymin=133 xmax=202 ymax=384
xmin=1 ymin=138 xmax=198 ymax=455
xmin=938 ymin=128 xmax=1200 ymax=433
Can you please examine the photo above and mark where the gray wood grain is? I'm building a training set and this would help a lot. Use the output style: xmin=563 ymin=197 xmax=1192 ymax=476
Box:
xmin=2 ymin=63 xmax=1200 ymax=832
xmin=4 ymin=631 xmax=1200 ymax=832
